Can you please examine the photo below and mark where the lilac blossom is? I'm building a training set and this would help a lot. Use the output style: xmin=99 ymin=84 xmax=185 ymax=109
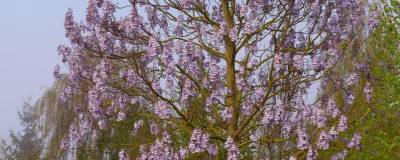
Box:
xmin=188 ymin=129 xmax=211 ymax=154
xmin=317 ymin=131 xmax=330 ymax=150
xmin=338 ymin=115 xmax=348 ymax=132
xmin=150 ymin=122 xmax=159 ymax=135
xmin=225 ymin=137 xmax=239 ymax=160
xmin=53 ymin=65 xmax=61 ymax=79
xmin=345 ymin=73 xmax=358 ymax=86
xmin=119 ymin=149 xmax=129 ymax=160
xmin=293 ymin=54 xmax=304 ymax=71
xmin=347 ymin=132 xmax=361 ymax=148
xmin=60 ymin=136 xmax=69 ymax=150
xmin=261 ymin=107 xmax=274 ymax=125
xmin=346 ymin=93 xmax=355 ymax=105
xmin=221 ymin=107 xmax=233 ymax=122
xmin=98 ymin=119 xmax=106 ymax=130
xmin=132 ymin=119 xmax=144 ymax=134
xmin=329 ymin=127 xmax=339 ymax=141
xmin=331 ymin=149 xmax=348 ymax=160
xmin=64 ymin=9 xmax=82 ymax=45
xmin=296 ymin=128 xmax=309 ymax=150
xmin=117 ymin=111 xmax=126 ymax=121
xmin=86 ymin=0 xmax=99 ymax=26
xmin=307 ymin=148 xmax=317 ymax=160
xmin=364 ymin=82 xmax=373 ymax=103
xmin=327 ymin=98 xmax=340 ymax=118
xmin=154 ymin=101 xmax=170 ymax=119
xmin=311 ymin=106 xmax=327 ymax=128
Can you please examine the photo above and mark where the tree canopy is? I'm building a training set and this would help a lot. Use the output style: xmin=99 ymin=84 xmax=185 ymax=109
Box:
xmin=54 ymin=0 xmax=381 ymax=159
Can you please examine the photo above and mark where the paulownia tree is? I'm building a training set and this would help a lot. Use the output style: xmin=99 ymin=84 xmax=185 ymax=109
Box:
xmin=56 ymin=0 xmax=379 ymax=159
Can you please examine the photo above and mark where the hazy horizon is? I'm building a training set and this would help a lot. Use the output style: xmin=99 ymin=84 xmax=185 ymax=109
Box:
xmin=0 ymin=0 xmax=86 ymax=140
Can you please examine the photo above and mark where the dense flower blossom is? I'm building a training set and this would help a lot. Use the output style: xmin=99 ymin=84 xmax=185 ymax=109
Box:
xmin=293 ymin=54 xmax=304 ymax=71
xmin=296 ymin=128 xmax=309 ymax=150
xmin=347 ymin=132 xmax=361 ymax=148
xmin=53 ymin=65 xmax=61 ymax=79
xmin=86 ymin=0 xmax=99 ymax=26
xmin=338 ymin=115 xmax=348 ymax=132
xmin=119 ymin=149 xmax=129 ymax=160
xmin=207 ymin=144 xmax=218 ymax=156
xmin=364 ymin=82 xmax=373 ymax=103
xmin=154 ymin=101 xmax=170 ymax=119
xmin=188 ymin=129 xmax=212 ymax=154
xmin=221 ymin=107 xmax=233 ymax=122
xmin=138 ymin=132 xmax=190 ymax=160
xmin=317 ymin=131 xmax=330 ymax=150
xmin=60 ymin=137 xmax=69 ymax=150
xmin=175 ymin=147 xmax=188 ymax=159
xmin=241 ymin=102 xmax=252 ymax=116
xmin=64 ymin=9 xmax=82 ymax=45
xmin=98 ymin=119 xmax=106 ymax=130
xmin=57 ymin=0 xmax=377 ymax=159
xmin=311 ymin=106 xmax=327 ymax=128
xmin=224 ymin=137 xmax=239 ymax=160
xmin=345 ymin=73 xmax=358 ymax=86
xmin=261 ymin=107 xmax=274 ymax=125
xmin=117 ymin=111 xmax=126 ymax=121
xmin=147 ymin=36 xmax=160 ymax=60
xmin=331 ymin=149 xmax=348 ymax=160
xmin=133 ymin=119 xmax=144 ymax=133
xmin=229 ymin=27 xmax=238 ymax=42
xmin=209 ymin=57 xmax=221 ymax=84
xmin=346 ymin=93 xmax=355 ymax=105
xmin=273 ymin=53 xmax=284 ymax=70
xmin=368 ymin=10 xmax=380 ymax=31
xmin=140 ymin=139 xmax=174 ymax=160
xmin=327 ymin=99 xmax=340 ymax=118
xmin=150 ymin=122 xmax=159 ymax=135
xmin=329 ymin=127 xmax=339 ymax=141
xmin=306 ymin=148 xmax=317 ymax=160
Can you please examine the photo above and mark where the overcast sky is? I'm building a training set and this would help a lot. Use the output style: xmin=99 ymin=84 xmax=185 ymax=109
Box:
xmin=0 ymin=0 xmax=86 ymax=139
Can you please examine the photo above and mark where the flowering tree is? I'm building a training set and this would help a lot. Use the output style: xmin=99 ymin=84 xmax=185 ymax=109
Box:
xmin=57 ymin=0 xmax=379 ymax=159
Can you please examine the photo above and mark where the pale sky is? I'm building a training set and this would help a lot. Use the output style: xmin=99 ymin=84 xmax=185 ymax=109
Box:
xmin=0 ymin=0 xmax=86 ymax=139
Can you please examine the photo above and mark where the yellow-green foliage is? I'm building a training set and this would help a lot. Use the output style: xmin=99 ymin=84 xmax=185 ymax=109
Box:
xmin=346 ymin=1 xmax=400 ymax=159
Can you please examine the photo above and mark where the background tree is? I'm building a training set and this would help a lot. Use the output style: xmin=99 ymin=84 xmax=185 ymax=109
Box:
xmin=33 ymin=78 xmax=74 ymax=160
xmin=55 ymin=0 xmax=379 ymax=159
xmin=346 ymin=0 xmax=400 ymax=159
xmin=0 ymin=101 xmax=43 ymax=160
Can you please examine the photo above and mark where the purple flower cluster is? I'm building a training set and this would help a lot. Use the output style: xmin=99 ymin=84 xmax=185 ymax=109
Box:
xmin=53 ymin=65 xmax=61 ymax=79
xmin=338 ymin=115 xmax=348 ymax=132
xmin=307 ymin=148 xmax=317 ymax=160
xmin=345 ymin=73 xmax=359 ymax=86
xmin=347 ymin=132 xmax=361 ymax=148
xmin=154 ymin=101 xmax=171 ymax=119
xmin=224 ymin=137 xmax=239 ymax=160
xmin=221 ymin=107 xmax=233 ymax=122
xmin=140 ymin=132 xmax=188 ymax=160
xmin=188 ymin=129 xmax=217 ymax=156
xmin=331 ymin=149 xmax=348 ymax=160
xmin=364 ymin=82 xmax=373 ymax=103
xmin=317 ymin=131 xmax=330 ymax=150
xmin=296 ymin=128 xmax=309 ymax=150
xmin=293 ymin=55 xmax=304 ymax=71
xmin=119 ymin=149 xmax=129 ymax=160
